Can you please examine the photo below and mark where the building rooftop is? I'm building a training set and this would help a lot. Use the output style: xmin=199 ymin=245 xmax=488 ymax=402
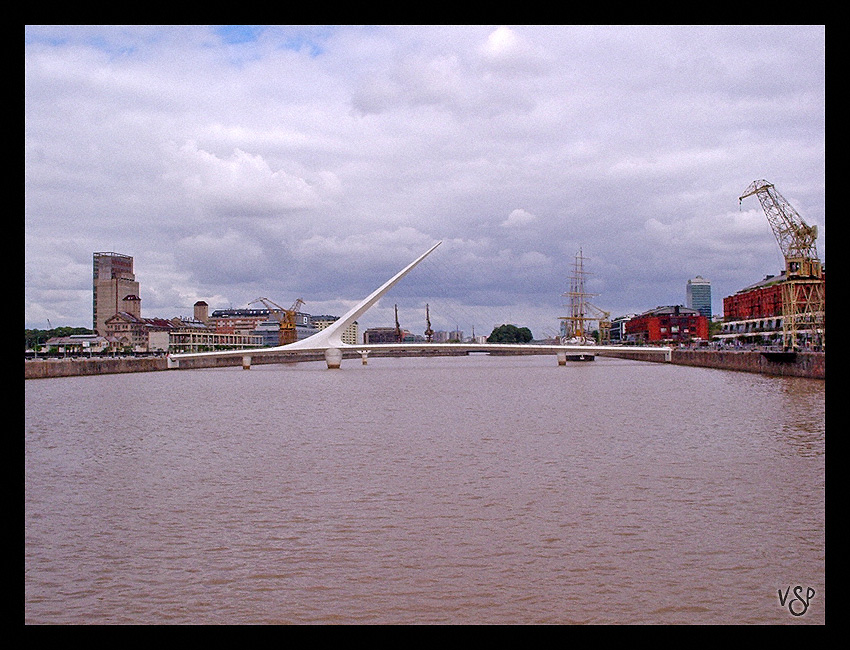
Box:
xmin=736 ymin=271 xmax=787 ymax=293
xmin=638 ymin=305 xmax=701 ymax=318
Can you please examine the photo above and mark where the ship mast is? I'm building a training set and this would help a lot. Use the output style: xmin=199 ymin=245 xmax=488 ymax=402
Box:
xmin=559 ymin=249 xmax=597 ymax=342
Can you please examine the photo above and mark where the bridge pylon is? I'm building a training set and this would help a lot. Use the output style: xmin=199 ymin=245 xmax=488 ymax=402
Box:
xmin=325 ymin=348 xmax=343 ymax=369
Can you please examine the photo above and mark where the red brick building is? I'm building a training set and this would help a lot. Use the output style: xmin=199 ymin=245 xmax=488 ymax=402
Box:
xmin=720 ymin=269 xmax=826 ymax=345
xmin=723 ymin=273 xmax=784 ymax=321
xmin=625 ymin=305 xmax=708 ymax=343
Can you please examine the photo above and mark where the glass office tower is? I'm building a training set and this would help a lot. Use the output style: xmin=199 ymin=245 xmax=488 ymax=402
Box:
xmin=686 ymin=276 xmax=712 ymax=319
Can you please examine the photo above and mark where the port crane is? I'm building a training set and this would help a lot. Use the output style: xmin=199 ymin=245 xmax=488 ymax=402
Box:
xmin=739 ymin=180 xmax=824 ymax=349
xmin=424 ymin=304 xmax=434 ymax=342
xmin=587 ymin=303 xmax=612 ymax=345
xmin=394 ymin=304 xmax=403 ymax=343
xmin=248 ymin=297 xmax=305 ymax=346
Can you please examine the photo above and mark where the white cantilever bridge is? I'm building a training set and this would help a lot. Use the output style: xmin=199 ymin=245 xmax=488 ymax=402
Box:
xmin=167 ymin=241 xmax=671 ymax=370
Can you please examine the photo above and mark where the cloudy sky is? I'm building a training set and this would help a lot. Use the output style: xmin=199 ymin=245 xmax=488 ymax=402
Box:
xmin=25 ymin=25 xmax=825 ymax=339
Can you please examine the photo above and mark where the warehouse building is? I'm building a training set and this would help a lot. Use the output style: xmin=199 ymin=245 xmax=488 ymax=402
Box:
xmin=625 ymin=305 xmax=708 ymax=344
xmin=720 ymin=269 xmax=826 ymax=347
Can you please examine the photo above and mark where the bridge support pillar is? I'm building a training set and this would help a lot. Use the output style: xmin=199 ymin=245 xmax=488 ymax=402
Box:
xmin=557 ymin=350 xmax=567 ymax=366
xmin=242 ymin=355 xmax=251 ymax=370
xmin=325 ymin=347 xmax=343 ymax=369
xmin=358 ymin=350 xmax=370 ymax=365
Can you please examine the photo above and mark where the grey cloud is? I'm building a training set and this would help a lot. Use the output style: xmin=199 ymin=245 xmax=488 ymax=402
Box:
xmin=25 ymin=25 xmax=825 ymax=336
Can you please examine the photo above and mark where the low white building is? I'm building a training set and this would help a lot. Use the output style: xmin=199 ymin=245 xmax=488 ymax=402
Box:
xmin=43 ymin=334 xmax=117 ymax=354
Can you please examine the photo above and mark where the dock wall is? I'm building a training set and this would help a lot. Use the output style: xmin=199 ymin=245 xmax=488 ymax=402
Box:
xmin=23 ymin=352 xmax=328 ymax=379
xmin=670 ymin=349 xmax=824 ymax=379
xmin=25 ymin=348 xmax=824 ymax=380
xmin=25 ymin=356 xmax=169 ymax=379
xmin=599 ymin=348 xmax=824 ymax=379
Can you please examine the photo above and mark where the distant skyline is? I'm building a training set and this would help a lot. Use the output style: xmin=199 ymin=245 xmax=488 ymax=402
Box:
xmin=25 ymin=25 xmax=825 ymax=337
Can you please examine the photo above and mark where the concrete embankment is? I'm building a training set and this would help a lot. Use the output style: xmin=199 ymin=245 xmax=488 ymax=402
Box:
xmin=25 ymin=348 xmax=824 ymax=379
xmin=599 ymin=348 xmax=824 ymax=379
xmin=25 ymin=356 xmax=170 ymax=379
xmin=24 ymin=351 xmax=325 ymax=379
xmin=671 ymin=349 xmax=824 ymax=379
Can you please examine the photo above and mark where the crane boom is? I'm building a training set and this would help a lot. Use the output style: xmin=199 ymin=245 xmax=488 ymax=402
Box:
xmin=248 ymin=297 xmax=287 ymax=317
xmin=248 ymin=296 xmax=305 ymax=345
xmin=739 ymin=180 xmax=819 ymax=266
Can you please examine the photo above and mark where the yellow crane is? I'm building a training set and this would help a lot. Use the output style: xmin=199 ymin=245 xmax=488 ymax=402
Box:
xmin=739 ymin=180 xmax=824 ymax=349
xmin=248 ymin=297 xmax=306 ymax=345
xmin=587 ymin=303 xmax=612 ymax=344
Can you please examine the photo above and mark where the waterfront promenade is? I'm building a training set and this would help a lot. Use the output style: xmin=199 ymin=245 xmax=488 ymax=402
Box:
xmin=24 ymin=348 xmax=825 ymax=380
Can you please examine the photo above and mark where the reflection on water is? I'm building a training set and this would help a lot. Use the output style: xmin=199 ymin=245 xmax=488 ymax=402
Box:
xmin=25 ymin=356 xmax=825 ymax=624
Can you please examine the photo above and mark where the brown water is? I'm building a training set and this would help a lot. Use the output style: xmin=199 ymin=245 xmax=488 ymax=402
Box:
xmin=24 ymin=355 xmax=825 ymax=624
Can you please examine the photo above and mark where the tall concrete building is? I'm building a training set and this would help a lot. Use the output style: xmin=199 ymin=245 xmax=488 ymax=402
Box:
xmin=194 ymin=300 xmax=210 ymax=323
xmin=686 ymin=276 xmax=712 ymax=319
xmin=312 ymin=315 xmax=358 ymax=345
xmin=93 ymin=252 xmax=140 ymax=335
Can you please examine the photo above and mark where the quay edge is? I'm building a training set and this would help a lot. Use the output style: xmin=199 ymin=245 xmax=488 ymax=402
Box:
xmin=672 ymin=349 xmax=824 ymax=379
xmin=598 ymin=348 xmax=824 ymax=379
xmin=25 ymin=348 xmax=824 ymax=380
xmin=24 ymin=351 xmax=324 ymax=379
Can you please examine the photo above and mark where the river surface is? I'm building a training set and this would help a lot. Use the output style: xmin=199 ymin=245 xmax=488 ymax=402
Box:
xmin=24 ymin=355 xmax=825 ymax=624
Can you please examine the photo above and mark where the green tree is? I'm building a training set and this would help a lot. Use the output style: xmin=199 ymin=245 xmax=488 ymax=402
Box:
xmin=708 ymin=319 xmax=722 ymax=339
xmin=487 ymin=324 xmax=533 ymax=343
xmin=25 ymin=326 xmax=93 ymax=349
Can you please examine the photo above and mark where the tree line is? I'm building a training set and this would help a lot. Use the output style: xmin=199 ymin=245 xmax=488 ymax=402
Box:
xmin=487 ymin=324 xmax=533 ymax=343
xmin=26 ymin=323 xmax=536 ymax=348
xmin=25 ymin=327 xmax=93 ymax=349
